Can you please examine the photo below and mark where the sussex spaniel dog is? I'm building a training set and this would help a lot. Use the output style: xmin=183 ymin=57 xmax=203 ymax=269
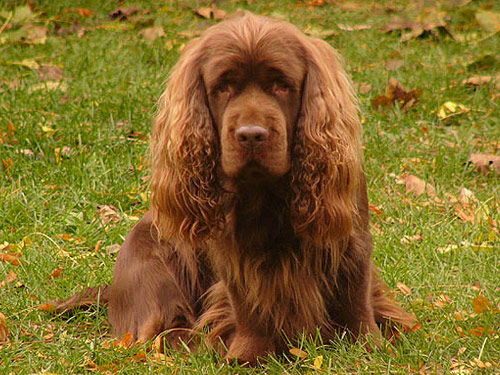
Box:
xmin=56 ymin=13 xmax=414 ymax=364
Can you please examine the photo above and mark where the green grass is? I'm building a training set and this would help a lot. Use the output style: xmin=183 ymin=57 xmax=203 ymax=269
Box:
xmin=1 ymin=0 xmax=499 ymax=373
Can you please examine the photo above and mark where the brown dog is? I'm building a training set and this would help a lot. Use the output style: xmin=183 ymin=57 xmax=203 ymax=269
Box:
xmin=56 ymin=13 xmax=414 ymax=364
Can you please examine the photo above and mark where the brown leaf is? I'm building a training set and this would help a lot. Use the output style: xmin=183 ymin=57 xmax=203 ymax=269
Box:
xmin=381 ymin=16 xmax=414 ymax=32
xmin=386 ymin=59 xmax=404 ymax=71
xmin=337 ymin=24 xmax=372 ymax=31
xmin=469 ymin=154 xmax=500 ymax=175
xmin=38 ymin=65 xmax=63 ymax=81
xmin=396 ymin=282 xmax=412 ymax=296
xmin=473 ymin=295 xmax=491 ymax=314
xmin=194 ymin=7 xmax=226 ymax=21
xmin=0 ymin=312 xmax=8 ymax=343
xmin=97 ymin=205 xmax=122 ymax=226
xmin=401 ymin=174 xmax=436 ymax=197
xmin=109 ymin=7 xmax=139 ymax=21
xmin=0 ymin=253 xmax=21 ymax=266
xmin=371 ymin=78 xmax=421 ymax=111
xmin=38 ymin=303 xmax=54 ymax=312
xmin=139 ymin=26 xmax=165 ymax=41
xmin=0 ymin=270 xmax=18 ymax=287
xmin=358 ymin=82 xmax=372 ymax=95
xmin=461 ymin=75 xmax=500 ymax=87
xmin=368 ymin=204 xmax=383 ymax=216
xmin=49 ymin=267 xmax=63 ymax=279
xmin=117 ymin=332 xmax=134 ymax=349
xmin=433 ymin=294 xmax=451 ymax=309
xmin=289 ymin=347 xmax=307 ymax=358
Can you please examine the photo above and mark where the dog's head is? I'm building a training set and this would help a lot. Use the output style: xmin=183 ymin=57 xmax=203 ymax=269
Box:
xmin=151 ymin=13 xmax=361 ymax=245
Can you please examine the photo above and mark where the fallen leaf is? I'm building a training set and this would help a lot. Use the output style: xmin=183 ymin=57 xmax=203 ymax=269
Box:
xmin=304 ymin=27 xmax=337 ymax=39
xmin=28 ymin=81 xmax=68 ymax=93
xmin=358 ymin=82 xmax=372 ymax=94
xmin=461 ymin=75 xmax=500 ymax=87
xmin=38 ymin=65 xmax=63 ymax=81
xmin=401 ymin=174 xmax=436 ymax=197
xmin=400 ymin=234 xmax=423 ymax=244
xmin=313 ymin=355 xmax=323 ymax=369
xmin=49 ymin=267 xmax=63 ymax=279
xmin=0 ymin=253 xmax=21 ymax=266
xmin=0 ymin=312 xmax=8 ymax=343
xmin=7 ymin=58 xmax=39 ymax=69
xmin=437 ymin=101 xmax=470 ymax=121
xmin=109 ymin=7 xmax=140 ymax=21
xmin=475 ymin=10 xmax=500 ymax=34
xmin=473 ymin=295 xmax=491 ymax=314
xmin=117 ymin=332 xmax=134 ymax=349
xmin=385 ymin=59 xmax=404 ymax=71
xmin=337 ymin=24 xmax=372 ymax=31
xmin=396 ymin=282 xmax=412 ymax=296
xmin=368 ymin=204 xmax=383 ymax=216
xmin=468 ymin=154 xmax=500 ymax=175
xmin=105 ymin=244 xmax=121 ymax=254
xmin=194 ymin=7 xmax=226 ymax=21
xmin=433 ymin=294 xmax=452 ymax=309
xmin=289 ymin=347 xmax=307 ymax=358
xmin=371 ymin=78 xmax=421 ymax=111
xmin=139 ymin=26 xmax=165 ymax=41
xmin=97 ymin=205 xmax=122 ymax=226
xmin=38 ymin=303 xmax=54 ymax=312
xmin=0 ymin=270 xmax=18 ymax=287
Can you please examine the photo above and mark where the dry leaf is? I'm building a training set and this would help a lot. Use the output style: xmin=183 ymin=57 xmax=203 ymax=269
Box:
xmin=468 ymin=154 xmax=500 ymax=175
xmin=289 ymin=347 xmax=307 ymax=358
xmin=401 ymin=174 xmax=436 ymax=197
xmin=117 ymin=332 xmax=134 ymax=349
xmin=97 ymin=205 xmax=122 ymax=226
xmin=437 ymin=101 xmax=470 ymax=121
xmin=38 ymin=65 xmax=63 ymax=81
xmin=371 ymin=78 xmax=421 ymax=111
xmin=401 ymin=234 xmax=423 ymax=244
xmin=313 ymin=355 xmax=323 ymax=369
xmin=49 ymin=267 xmax=63 ymax=279
xmin=194 ymin=7 xmax=226 ymax=21
xmin=28 ymin=81 xmax=68 ymax=93
xmin=359 ymin=82 xmax=372 ymax=94
xmin=396 ymin=282 xmax=412 ymax=296
xmin=139 ymin=26 xmax=165 ymax=41
xmin=0 ymin=270 xmax=18 ymax=287
xmin=38 ymin=303 xmax=54 ymax=312
xmin=386 ymin=59 xmax=404 ymax=71
xmin=0 ymin=312 xmax=8 ymax=343
xmin=105 ymin=244 xmax=121 ymax=254
xmin=0 ymin=253 xmax=21 ymax=266
xmin=475 ymin=10 xmax=500 ymax=34
xmin=472 ymin=295 xmax=491 ymax=314
xmin=337 ymin=24 xmax=372 ymax=31
xmin=433 ymin=294 xmax=451 ymax=309
xmin=109 ymin=7 xmax=140 ymax=21
xmin=461 ymin=75 xmax=500 ymax=87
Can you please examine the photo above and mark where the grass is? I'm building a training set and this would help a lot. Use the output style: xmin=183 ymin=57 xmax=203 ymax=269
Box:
xmin=1 ymin=0 xmax=499 ymax=373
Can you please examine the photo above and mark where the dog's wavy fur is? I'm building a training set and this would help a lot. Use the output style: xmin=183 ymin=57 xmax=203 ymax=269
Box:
xmin=55 ymin=13 xmax=414 ymax=364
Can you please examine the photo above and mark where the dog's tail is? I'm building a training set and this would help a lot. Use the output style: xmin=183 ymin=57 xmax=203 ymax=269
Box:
xmin=52 ymin=286 xmax=111 ymax=314
xmin=371 ymin=270 xmax=415 ymax=339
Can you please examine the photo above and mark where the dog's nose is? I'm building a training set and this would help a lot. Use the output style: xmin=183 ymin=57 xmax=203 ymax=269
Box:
xmin=235 ymin=125 xmax=269 ymax=145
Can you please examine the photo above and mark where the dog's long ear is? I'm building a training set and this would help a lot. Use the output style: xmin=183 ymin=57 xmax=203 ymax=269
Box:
xmin=290 ymin=37 xmax=362 ymax=246
xmin=150 ymin=39 xmax=223 ymax=246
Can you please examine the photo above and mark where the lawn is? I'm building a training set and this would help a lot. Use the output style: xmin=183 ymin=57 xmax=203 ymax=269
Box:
xmin=1 ymin=0 xmax=499 ymax=373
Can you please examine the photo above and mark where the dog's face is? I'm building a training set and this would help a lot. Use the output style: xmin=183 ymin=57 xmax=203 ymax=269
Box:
xmin=201 ymin=31 xmax=306 ymax=181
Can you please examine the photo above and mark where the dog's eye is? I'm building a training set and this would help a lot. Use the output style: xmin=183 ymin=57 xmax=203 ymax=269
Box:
xmin=215 ymin=83 xmax=232 ymax=95
xmin=272 ymin=80 xmax=289 ymax=95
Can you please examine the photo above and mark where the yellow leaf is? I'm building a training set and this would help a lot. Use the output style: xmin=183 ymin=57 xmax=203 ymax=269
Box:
xmin=313 ymin=355 xmax=323 ymax=369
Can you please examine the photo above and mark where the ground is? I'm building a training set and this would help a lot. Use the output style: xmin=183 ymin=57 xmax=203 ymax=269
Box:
xmin=0 ymin=0 xmax=499 ymax=374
